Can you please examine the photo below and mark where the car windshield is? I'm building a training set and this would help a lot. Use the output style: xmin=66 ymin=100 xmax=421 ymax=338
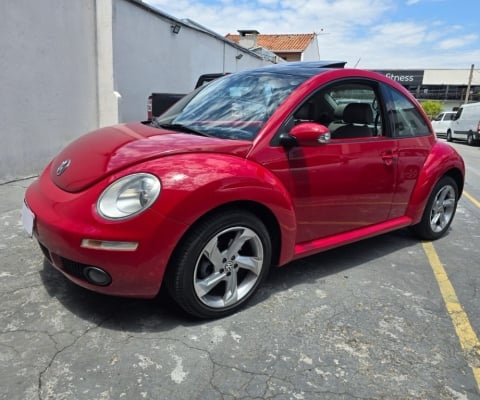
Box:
xmin=154 ymin=71 xmax=308 ymax=140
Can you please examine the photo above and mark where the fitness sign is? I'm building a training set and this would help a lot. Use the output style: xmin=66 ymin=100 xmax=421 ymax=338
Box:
xmin=375 ymin=70 xmax=424 ymax=86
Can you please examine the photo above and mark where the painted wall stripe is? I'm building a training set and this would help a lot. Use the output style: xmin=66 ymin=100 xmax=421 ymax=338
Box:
xmin=464 ymin=190 xmax=480 ymax=209
xmin=422 ymin=242 xmax=480 ymax=392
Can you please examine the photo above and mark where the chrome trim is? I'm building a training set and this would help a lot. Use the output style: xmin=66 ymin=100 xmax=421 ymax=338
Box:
xmin=56 ymin=159 xmax=71 ymax=176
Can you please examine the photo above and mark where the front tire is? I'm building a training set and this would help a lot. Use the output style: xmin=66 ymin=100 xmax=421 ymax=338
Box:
xmin=166 ymin=210 xmax=272 ymax=319
xmin=412 ymin=176 xmax=458 ymax=240
xmin=446 ymin=129 xmax=452 ymax=142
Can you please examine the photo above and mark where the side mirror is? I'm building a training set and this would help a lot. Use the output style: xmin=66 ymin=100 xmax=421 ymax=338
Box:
xmin=282 ymin=122 xmax=331 ymax=147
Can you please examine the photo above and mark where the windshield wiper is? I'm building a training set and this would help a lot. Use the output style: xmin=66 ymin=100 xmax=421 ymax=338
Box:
xmin=155 ymin=122 xmax=210 ymax=137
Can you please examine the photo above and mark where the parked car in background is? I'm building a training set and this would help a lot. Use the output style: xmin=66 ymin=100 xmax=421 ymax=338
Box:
xmin=447 ymin=102 xmax=480 ymax=145
xmin=431 ymin=111 xmax=456 ymax=138
xmin=147 ymin=73 xmax=229 ymax=120
xmin=23 ymin=61 xmax=465 ymax=319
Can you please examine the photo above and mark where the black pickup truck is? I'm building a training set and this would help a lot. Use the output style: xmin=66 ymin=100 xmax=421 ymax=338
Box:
xmin=147 ymin=73 xmax=229 ymax=120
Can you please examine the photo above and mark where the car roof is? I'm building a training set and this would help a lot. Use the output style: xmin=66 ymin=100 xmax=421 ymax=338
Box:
xmin=245 ymin=61 xmax=347 ymax=78
xmin=459 ymin=102 xmax=480 ymax=108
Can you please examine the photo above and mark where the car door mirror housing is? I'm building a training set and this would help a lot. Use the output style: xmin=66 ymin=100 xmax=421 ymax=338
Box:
xmin=286 ymin=122 xmax=331 ymax=147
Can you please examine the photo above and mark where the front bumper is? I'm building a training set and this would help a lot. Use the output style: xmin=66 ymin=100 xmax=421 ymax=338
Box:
xmin=25 ymin=172 xmax=189 ymax=298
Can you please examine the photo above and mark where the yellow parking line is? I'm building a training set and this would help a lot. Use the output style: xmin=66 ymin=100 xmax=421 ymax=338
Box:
xmin=422 ymin=242 xmax=480 ymax=392
xmin=464 ymin=190 xmax=480 ymax=208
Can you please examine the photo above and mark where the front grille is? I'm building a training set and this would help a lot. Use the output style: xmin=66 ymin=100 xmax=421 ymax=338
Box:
xmin=60 ymin=257 xmax=91 ymax=281
xmin=60 ymin=257 xmax=112 ymax=286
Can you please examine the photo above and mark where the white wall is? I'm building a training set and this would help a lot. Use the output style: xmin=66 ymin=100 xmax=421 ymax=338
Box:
xmin=423 ymin=69 xmax=480 ymax=85
xmin=0 ymin=0 xmax=99 ymax=183
xmin=113 ymin=0 xmax=270 ymax=122
xmin=301 ymin=35 xmax=320 ymax=61
xmin=0 ymin=0 xmax=271 ymax=183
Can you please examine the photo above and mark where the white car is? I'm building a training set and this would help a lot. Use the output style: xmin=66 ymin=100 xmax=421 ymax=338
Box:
xmin=448 ymin=102 xmax=480 ymax=146
xmin=431 ymin=111 xmax=456 ymax=138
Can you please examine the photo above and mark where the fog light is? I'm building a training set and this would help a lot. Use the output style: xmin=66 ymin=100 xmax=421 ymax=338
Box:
xmin=83 ymin=267 xmax=111 ymax=286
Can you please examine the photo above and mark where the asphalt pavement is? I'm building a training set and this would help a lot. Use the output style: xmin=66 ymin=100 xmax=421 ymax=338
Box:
xmin=1 ymin=141 xmax=479 ymax=400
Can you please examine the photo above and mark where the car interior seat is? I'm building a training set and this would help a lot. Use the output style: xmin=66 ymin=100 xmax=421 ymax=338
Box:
xmin=330 ymin=103 xmax=374 ymax=139
xmin=328 ymin=104 xmax=348 ymax=133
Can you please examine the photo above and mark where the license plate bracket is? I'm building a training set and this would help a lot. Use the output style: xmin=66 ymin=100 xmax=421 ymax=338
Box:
xmin=22 ymin=201 xmax=35 ymax=238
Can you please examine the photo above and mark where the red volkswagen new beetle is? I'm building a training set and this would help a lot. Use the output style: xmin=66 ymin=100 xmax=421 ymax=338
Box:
xmin=23 ymin=62 xmax=465 ymax=318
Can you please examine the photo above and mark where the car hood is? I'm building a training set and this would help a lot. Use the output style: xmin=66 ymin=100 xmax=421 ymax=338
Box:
xmin=50 ymin=122 xmax=252 ymax=192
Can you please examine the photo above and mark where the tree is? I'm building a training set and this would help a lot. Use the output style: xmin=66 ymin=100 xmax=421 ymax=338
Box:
xmin=420 ymin=101 xmax=443 ymax=119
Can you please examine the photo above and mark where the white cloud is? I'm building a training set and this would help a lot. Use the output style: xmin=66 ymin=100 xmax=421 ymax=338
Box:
xmin=257 ymin=0 xmax=279 ymax=5
xmin=144 ymin=0 xmax=480 ymax=68
xmin=437 ymin=34 xmax=479 ymax=50
xmin=371 ymin=22 xmax=426 ymax=46
xmin=146 ymin=0 xmax=393 ymax=35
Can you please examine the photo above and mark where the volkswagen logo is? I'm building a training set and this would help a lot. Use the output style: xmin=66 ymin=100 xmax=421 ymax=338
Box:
xmin=56 ymin=159 xmax=71 ymax=176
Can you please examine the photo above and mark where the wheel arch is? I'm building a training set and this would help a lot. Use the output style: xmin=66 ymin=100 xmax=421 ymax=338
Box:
xmin=168 ymin=200 xmax=283 ymax=270
xmin=444 ymin=167 xmax=464 ymax=198
xmin=406 ymin=142 xmax=465 ymax=224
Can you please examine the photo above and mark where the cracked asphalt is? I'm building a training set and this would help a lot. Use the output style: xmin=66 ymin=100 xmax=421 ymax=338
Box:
xmin=1 ymin=142 xmax=479 ymax=400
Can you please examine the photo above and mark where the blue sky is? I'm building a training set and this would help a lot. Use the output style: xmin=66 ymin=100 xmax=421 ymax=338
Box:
xmin=144 ymin=0 xmax=479 ymax=69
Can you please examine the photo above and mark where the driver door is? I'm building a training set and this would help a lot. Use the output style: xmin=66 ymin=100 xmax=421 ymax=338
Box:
xmin=264 ymin=80 xmax=398 ymax=244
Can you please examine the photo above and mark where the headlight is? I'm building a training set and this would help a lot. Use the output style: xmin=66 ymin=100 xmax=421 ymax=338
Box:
xmin=97 ymin=173 xmax=161 ymax=220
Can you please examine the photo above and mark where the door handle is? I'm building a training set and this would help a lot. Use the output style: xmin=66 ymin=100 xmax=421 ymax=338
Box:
xmin=381 ymin=151 xmax=396 ymax=166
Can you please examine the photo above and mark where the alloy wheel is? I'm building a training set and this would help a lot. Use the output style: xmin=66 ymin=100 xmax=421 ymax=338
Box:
xmin=193 ymin=226 xmax=264 ymax=308
xmin=429 ymin=184 xmax=456 ymax=233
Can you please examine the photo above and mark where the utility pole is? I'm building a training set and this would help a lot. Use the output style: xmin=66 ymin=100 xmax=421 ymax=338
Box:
xmin=464 ymin=64 xmax=474 ymax=104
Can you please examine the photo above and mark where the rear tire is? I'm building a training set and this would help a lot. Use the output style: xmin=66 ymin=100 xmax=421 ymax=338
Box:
xmin=165 ymin=210 xmax=271 ymax=319
xmin=412 ymin=176 xmax=458 ymax=240
xmin=467 ymin=133 xmax=475 ymax=146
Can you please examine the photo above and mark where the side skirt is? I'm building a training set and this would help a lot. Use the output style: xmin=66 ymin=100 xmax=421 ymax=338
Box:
xmin=292 ymin=216 xmax=412 ymax=261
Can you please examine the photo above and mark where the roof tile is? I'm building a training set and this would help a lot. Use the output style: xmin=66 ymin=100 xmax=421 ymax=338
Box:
xmin=226 ymin=33 xmax=316 ymax=52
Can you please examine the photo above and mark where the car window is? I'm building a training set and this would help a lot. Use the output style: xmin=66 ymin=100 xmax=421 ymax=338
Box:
xmin=384 ymin=86 xmax=430 ymax=137
xmin=283 ymin=81 xmax=385 ymax=139
xmin=446 ymin=112 xmax=456 ymax=121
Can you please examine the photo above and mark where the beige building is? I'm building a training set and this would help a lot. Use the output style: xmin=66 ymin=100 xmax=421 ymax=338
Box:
xmin=376 ymin=68 xmax=480 ymax=108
